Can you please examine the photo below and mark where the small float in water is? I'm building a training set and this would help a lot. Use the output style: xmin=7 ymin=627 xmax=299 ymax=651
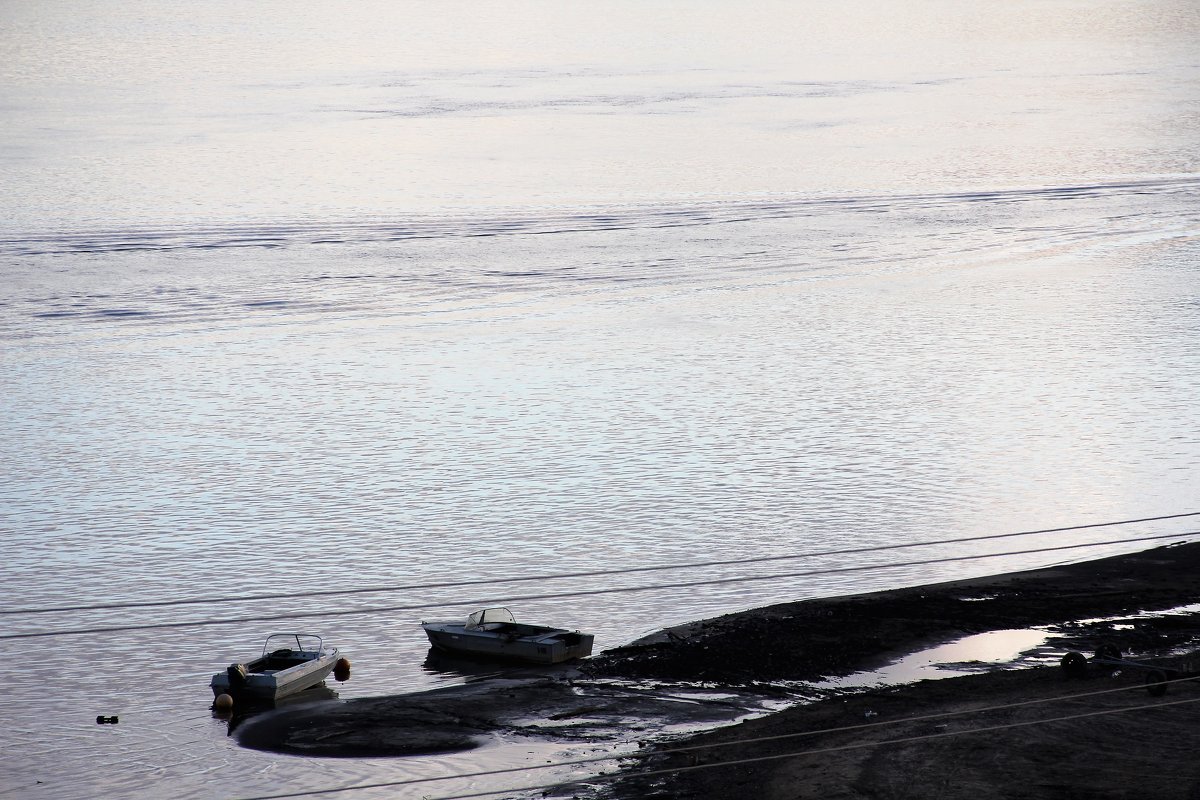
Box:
xmin=421 ymin=607 xmax=594 ymax=664
xmin=210 ymin=633 xmax=343 ymax=701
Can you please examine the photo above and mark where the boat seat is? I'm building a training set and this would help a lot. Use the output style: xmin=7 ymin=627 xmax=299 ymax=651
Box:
xmin=264 ymin=656 xmax=304 ymax=670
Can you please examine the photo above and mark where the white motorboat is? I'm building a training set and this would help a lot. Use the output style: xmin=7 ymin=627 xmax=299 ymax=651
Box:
xmin=210 ymin=633 xmax=341 ymax=700
xmin=421 ymin=608 xmax=594 ymax=664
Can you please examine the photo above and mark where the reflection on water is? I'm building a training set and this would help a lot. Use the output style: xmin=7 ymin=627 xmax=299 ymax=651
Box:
xmin=422 ymin=648 xmax=528 ymax=682
xmin=421 ymin=647 xmax=588 ymax=685
xmin=216 ymin=684 xmax=341 ymax=736
xmin=820 ymin=629 xmax=1052 ymax=690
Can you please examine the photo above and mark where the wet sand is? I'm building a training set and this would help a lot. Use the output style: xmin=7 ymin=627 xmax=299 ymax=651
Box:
xmin=236 ymin=541 xmax=1200 ymax=798
xmin=610 ymin=659 xmax=1200 ymax=800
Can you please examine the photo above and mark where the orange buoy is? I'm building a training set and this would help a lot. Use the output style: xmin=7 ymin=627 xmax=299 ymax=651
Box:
xmin=333 ymin=657 xmax=351 ymax=682
xmin=213 ymin=693 xmax=234 ymax=712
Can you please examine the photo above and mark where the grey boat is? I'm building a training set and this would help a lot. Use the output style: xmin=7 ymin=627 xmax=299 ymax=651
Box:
xmin=210 ymin=633 xmax=341 ymax=700
xmin=421 ymin=608 xmax=594 ymax=664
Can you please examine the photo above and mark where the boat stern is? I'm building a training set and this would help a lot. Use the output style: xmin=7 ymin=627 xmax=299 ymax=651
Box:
xmin=543 ymin=631 xmax=594 ymax=663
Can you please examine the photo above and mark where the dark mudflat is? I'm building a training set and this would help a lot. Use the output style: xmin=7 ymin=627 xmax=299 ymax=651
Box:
xmin=598 ymin=541 xmax=1200 ymax=800
xmin=586 ymin=541 xmax=1200 ymax=686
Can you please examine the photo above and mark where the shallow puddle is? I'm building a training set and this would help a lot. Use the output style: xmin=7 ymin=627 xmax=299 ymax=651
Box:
xmin=816 ymin=628 xmax=1051 ymax=690
xmin=1070 ymin=601 xmax=1200 ymax=627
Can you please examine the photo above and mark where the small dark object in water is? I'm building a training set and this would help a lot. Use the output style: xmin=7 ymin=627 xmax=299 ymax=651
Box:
xmin=96 ymin=715 xmax=119 ymax=725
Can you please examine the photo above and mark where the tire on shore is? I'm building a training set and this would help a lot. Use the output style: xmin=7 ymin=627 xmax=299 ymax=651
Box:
xmin=1060 ymin=651 xmax=1088 ymax=679
xmin=1145 ymin=669 xmax=1169 ymax=697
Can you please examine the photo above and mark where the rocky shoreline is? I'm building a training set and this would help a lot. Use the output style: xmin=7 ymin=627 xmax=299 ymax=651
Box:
xmin=235 ymin=541 xmax=1200 ymax=798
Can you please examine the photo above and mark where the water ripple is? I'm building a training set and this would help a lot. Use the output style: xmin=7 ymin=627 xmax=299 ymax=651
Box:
xmin=2 ymin=177 xmax=1196 ymax=257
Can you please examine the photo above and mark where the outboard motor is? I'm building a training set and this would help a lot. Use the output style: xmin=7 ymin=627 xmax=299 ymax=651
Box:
xmin=226 ymin=663 xmax=249 ymax=688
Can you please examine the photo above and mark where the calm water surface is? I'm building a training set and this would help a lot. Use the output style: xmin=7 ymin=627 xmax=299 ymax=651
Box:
xmin=2 ymin=2 xmax=1199 ymax=798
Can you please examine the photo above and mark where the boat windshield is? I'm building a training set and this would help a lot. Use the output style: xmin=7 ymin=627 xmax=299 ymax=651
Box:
xmin=261 ymin=633 xmax=325 ymax=657
xmin=465 ymin=608 xmax=516 ymax=629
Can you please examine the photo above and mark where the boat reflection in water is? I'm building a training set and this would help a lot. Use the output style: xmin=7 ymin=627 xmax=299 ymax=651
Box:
xmin=421 ymin=647 xmax=541 ymax=681
xmin=214 ymin=684 xmax=340 ymax=735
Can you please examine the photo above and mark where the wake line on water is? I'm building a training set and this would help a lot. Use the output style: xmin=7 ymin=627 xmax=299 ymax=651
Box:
xmin=2 ymin=177 xmax=1197 ymax=257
